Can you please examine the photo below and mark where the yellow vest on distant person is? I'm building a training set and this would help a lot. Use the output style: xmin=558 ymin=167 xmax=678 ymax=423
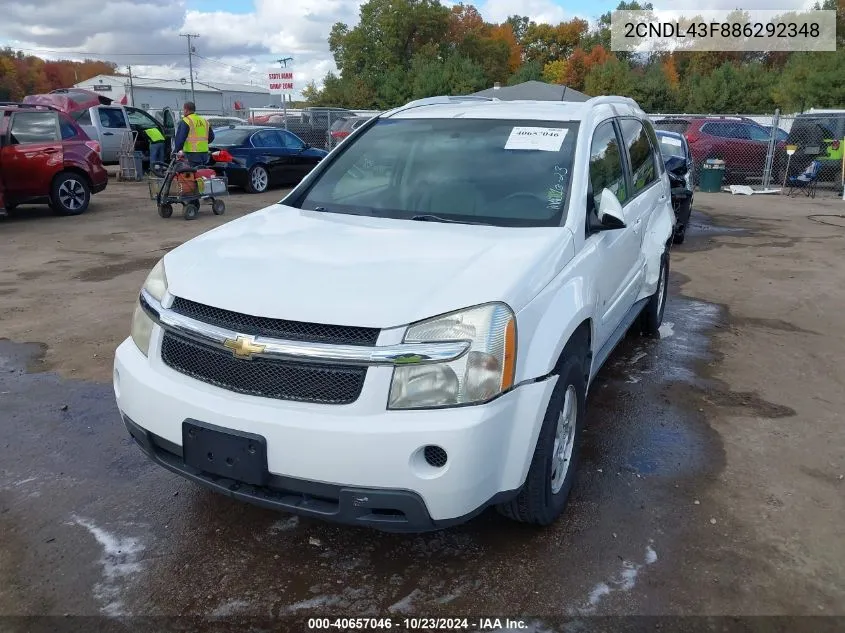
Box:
xmin=144 ymin=127 xmax=165 ymax=143
xmin=182 ymin=113 xmax=209 ymax=153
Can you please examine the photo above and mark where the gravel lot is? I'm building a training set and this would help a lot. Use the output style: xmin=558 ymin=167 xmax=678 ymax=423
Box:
xmin=1 ymin=180 xmax=843 ymax=623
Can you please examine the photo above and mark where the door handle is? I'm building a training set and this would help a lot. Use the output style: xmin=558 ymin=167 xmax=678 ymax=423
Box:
xmin=43 ymin=148 xmax=59 ymax=154
xmin=103 ymin=132 xmax=114 ymax=136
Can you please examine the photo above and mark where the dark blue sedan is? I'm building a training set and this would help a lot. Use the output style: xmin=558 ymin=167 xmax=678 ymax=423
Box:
xmin=209 ymin=126 xmax=329 ymax=193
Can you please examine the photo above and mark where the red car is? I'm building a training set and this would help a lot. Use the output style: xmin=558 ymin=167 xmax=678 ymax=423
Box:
xmin=653 ymin=116 xmax=784 ymax=184
xmin=0 ymin=102 xmax=108 ymax=216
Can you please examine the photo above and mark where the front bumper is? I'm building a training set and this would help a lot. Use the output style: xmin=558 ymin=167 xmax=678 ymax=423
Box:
xmin=114 ymin=338 xmax=556 ymax=531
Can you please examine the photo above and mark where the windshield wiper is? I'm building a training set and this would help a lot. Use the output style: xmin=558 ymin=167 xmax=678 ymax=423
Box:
xmin=410 ymin=214 xmax=492 ymax=226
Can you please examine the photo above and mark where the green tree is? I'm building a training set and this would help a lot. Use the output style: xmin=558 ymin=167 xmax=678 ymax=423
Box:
xmin=328 ymin=0 xmax=451 ymax=88
xmin=773 ymin=51 xmax=845 ymax=112
xmin=505 ymin=15 xmax=531 ymax=43
xmin=507 ymin=59 xmax=542 ymax=85
xmin=584 ymin=57 xmax=635 ymax=96
xmin=631 ymin=64 xmax=678 ymax=112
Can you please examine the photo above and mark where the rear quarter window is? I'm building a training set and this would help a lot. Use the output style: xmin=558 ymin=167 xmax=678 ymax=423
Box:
xmin=60 ymin=116 xmax=80 ymax=140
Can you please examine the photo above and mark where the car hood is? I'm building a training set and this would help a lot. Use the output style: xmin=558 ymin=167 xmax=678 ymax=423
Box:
xmin=163 ymin=205 xmax=574 ymax=329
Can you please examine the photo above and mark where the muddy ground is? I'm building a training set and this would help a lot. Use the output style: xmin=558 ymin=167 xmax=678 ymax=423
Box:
xmin=0 ymin=180 xmax=843 ymax=626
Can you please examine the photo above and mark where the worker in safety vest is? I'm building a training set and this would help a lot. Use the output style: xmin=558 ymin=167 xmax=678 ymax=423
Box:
xmin=143 ymin=126 xmax=166 ymax=168
xmin=174 ymin=101 xmax=215 ymax=166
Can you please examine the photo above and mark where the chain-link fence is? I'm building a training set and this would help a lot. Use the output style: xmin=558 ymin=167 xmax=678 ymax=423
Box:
xmin=650 ymin=111 xmax=845 ymax=194
xmin=247 ymin=108 xmax=381 ymax=151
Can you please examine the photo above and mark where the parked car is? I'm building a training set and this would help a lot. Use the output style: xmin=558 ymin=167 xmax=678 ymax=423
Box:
xmin=653 ymin=116 xmax=783 ymax=184
xmin=114 ymin=94 xmax=674 ymax=531
xmin=0 ymin=102 xmax=108 ymax=215
xmin=656 ymin=130 xmax=694 ymax=244
xmin=204 ymin=115 xmax=247 ymax=130
xmin=72 ymin=105 xmax=174 ymax=165
xmin=328 ymin=116 xmax=369 ymax=147
xmin=24 ymin=91 xmax=175 ymax=165
xmin=209 ymin=125 xmax=328 ymax=193
xmin=774 ymin=111 xmax=845 ymax=184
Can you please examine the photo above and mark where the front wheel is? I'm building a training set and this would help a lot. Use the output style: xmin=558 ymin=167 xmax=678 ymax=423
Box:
xmin=211 ymin=199 xmax=226 ymax=215
xmin=639 ymin=253 xmax=669 ymax=337
xmin=50 ymin=172 xmax=90 ymax=215
xmin=158 ymin=203 xmax=173 ymax=218
xmin=183 ymin=202 xmax=199 ymax=221
xmin=497 ymin=353 xmax=586 ymax=525
xmin=246 ymin=165 xmax=269 ymax=193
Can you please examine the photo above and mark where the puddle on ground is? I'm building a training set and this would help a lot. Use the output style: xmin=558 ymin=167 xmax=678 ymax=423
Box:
xmin=584 ymin=288 xmax=725 ymax=480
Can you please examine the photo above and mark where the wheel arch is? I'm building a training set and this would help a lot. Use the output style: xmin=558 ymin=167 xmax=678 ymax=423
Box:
xmin=54 ymin=166 xmax=92 ymax=189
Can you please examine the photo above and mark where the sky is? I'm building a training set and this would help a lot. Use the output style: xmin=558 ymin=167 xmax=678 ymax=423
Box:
xmin=0 ymin=0 xmax=819 ymax=99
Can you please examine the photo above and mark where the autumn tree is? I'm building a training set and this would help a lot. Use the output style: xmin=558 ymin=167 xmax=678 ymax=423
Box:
xmin=542 ymin=60 xmax=567 ymax=84
xmin=522 ymin=19 xmax=589 ymax=68
xmin=0 ymin=48 xmax=116 ymax=101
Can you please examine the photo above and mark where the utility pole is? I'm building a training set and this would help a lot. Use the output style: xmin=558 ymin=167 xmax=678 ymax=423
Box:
xmin=127 ymin=65 xmax=135 ymax=107
xmin=180 ymin=33 xmax=200 ymax=104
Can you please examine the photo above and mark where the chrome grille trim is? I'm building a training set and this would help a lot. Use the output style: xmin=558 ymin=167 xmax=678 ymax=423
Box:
xmin=140 ymin=289 xmax=470 ymax=366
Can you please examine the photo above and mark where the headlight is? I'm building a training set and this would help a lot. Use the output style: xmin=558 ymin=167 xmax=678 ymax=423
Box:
xmin=131 ymin=259 xmax=168 ymax=356
xmin=388 ymin=303 xmax=517 ymax=410
xmin=143 ymin=258 xmax=168 ymax=302
xmin=130 ymin=302 xmax=154 ymax=356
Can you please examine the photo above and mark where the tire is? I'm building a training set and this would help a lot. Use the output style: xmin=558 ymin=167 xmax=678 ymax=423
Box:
xmin=183 ymin=202 xmax=199 ymax=221
xmin=640 ymin=252 xmax=669 ymax=337
xmin=211 ymin=199 xmax=226 ymax=215
xmin=50 ymin=172 xmax=90 ymax=216
xmin=497 ymin=351 xmax=586 ymax=526
xmin=158 ymin=203 xmax=173 ymax=219
xmin=246 ymin=164 xmax=269 ymax=193
xmin=672 ymin=198 xmax=690 ymax=245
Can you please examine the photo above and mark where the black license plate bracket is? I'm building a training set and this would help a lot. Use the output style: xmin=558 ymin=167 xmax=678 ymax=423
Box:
xmin=182 ymin=420 xmax=268 ymax=486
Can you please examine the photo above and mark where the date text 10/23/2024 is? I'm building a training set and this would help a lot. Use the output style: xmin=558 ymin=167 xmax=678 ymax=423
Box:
xmin=307 ymin=617 xmax=529 ymax=630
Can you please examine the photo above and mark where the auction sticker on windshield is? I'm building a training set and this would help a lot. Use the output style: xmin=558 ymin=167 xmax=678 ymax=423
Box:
xmin=505 ymin=127 xmax=568 ymax=152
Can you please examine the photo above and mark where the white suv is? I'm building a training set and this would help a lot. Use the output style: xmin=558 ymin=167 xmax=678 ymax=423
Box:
xmin=114 ymin=95 xmax=674 ymax=531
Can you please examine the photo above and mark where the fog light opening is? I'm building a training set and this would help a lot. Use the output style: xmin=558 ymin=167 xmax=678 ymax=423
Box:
xmin=423 ymin=445 xmax=448 ymax=469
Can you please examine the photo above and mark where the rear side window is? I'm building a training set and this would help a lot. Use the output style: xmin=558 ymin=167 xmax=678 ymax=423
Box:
xmin=589 ymin=120 xmax=627 ymax=207
xmin=619 ymin=118 xmax=657 ymax=196
xmin=98 ymin=108 xmax=127 ymax=129
xmin=60 ymin=116 xmax=79 ymax=140
xmin=9 ymin=112 xmax=59 ymax=144
xmin=252 ymin=130 xmax=283 ymax=148
xmin=702 ymin=122 xmax=729 ymax=138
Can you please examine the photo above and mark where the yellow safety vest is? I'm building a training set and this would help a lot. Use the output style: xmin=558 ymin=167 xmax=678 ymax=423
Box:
xmin=144 ymin=127 xmax=165 ymax=143
xmin=182 ymin=113 xmax=209 ymax=153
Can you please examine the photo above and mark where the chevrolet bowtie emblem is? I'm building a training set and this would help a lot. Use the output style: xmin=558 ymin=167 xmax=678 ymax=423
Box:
xmin=223 ymin=335 xmax=266 ymax=359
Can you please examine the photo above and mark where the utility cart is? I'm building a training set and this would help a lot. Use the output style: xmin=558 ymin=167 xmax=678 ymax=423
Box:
xmin=148 ymin=157 xmax=228 ymax=220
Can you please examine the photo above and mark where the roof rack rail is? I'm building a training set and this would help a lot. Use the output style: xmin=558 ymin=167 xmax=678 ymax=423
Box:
xmin=584 ymin=95 xmax=640 ymax=109
xmin=0 ymin=102 xmax=60 ymax=111
xmin=384 ymin=94 xmax=499 ymax=117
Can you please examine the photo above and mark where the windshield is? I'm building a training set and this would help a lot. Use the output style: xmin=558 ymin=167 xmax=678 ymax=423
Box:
xmin=296 ymin=118 xmax=579 ymax=227
xmin=210 ymin=128 xmax=252 ymax=146
xmin=656 ymin=132 xmax=685 ymax=159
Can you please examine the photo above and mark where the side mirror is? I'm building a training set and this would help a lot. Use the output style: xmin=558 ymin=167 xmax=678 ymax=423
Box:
xmin=597 ymin=188 xmax=626 ymax=229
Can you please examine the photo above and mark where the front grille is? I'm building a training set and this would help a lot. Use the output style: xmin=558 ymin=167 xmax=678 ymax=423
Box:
xmin=170 ymin=296 xmax=379 ymax=346
xmin=161 ymin=332 xmax=366 ymax=405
